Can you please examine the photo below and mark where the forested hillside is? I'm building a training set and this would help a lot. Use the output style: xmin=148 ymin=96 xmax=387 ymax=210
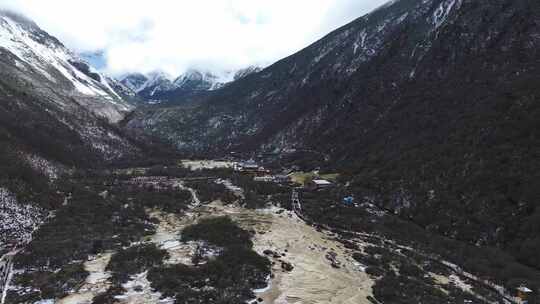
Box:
xmin=126 ymin=0 xmax=540 ymax=271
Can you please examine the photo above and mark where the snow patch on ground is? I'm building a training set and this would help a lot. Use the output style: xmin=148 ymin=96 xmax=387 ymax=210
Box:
xmin=34 ymin=300 xmax=55 ymax=304
xmin=175 ymin=182 xmax=201 ymax=207
xmin=57 ymin=252 xmax=113 ymax=304
xmin=149 ymin=209 xmax=222 ymax=267
xmin=0 ymin=188 xmax=46 ymax=254
xmin=24 ymin=154 xmax=61 ymax=181
xmin=215 ymin=179 xmax=245 ymax=200
xmin=432 ymin=0 xmax=457 ymax=29
xmin=115 ymin=271 xmax=174 ymax=304
xmin=181 ymin=160 xmax=234 ymax=171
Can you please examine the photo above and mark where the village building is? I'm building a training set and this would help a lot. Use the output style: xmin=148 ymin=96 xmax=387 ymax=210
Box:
xmin=516 ymin=285 xmax=533 ymax=304
xmin=254 ymin=176 xmax=274 ymax=183
xmin=234 ymin=160 xmax=271 ymax=176
xmin=307 ymin=179 xmax=333 ymax=191
xmin=234 ymin=160 xmax=257 ymax=171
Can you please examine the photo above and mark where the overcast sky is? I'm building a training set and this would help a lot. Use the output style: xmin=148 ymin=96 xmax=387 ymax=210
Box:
xmin=2 ymin=0 xmax=388 ymax=76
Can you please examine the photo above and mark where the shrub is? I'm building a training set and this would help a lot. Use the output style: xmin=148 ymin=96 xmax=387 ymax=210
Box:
xmin=181 ymin=216 xmax=253 ymax=249
xmin=107 ymin=244 xmax=169 ymax=284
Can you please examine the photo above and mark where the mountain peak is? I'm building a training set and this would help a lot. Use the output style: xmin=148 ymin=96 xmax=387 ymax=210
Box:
xmin=173 ymin=69 xmax=221 ymax=91
xmin=1 ymin=10 xmax=65 ymax=51
xmin=119 ymin=66 xmax=261 ymax=103
xmin=233 ymin=66 xmax=262 ymax=81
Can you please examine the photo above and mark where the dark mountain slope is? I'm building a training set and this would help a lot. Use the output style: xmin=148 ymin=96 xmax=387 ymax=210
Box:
xmin=0 ymin=11 xmax=175 ymax=218
xmin=126 ymin=0 xmax=540 ymax=269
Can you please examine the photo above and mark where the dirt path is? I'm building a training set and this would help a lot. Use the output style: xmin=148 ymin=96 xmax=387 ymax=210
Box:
xmin=175 ymin=181 xmax=201 ymax=206
xmin=58 ymin=252 xmax=113 ymax=304
xmin=181 ymin=160 xmax=234 ymax=171
xmin=215 ymin=179 xmax=245 ymax=199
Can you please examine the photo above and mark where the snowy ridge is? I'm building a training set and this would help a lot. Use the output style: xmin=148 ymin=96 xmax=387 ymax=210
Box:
xmin=120 ymin=73 xmax=149 ymax=92
xmin=173 ymin=69 xmax=226 ymax=91
xmin=24 ymin=154 xmax=62 ymax=181
xmin=431 ymin=0 xmax=461 ymax=29
xmin=0 ymin=11 xmax=132 ymax=121
xmin=120 ymin=66 xmax=261 ymax=101
xmin=138 ymin=71 xmax=176 ymax=95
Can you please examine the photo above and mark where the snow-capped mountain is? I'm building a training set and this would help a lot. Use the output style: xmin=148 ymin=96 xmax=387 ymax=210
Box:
xmin=0 ymin=10 xmax=132 ymax=122
xmin=138 ymin=71 xmax=177 ymax=96
xmin=233 ymin=66 xmax=262 ymax=81
xmin=0 ymin=10 xmax=145 ymax=164
xmin=173 ymin=69 xmax=225 ymax=91
xmin=172 ymin=67 xmax=261 ymax=91
xmin=120 ymin=66 xmax=261 ymax=103
xmin=120 ymin=71 xmax=176 ymax=100
xmin=120 ymin=73 xmax=149 ymax=92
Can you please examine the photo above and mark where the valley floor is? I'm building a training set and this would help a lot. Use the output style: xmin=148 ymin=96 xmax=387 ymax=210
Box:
xmin=224 ymin=203 xmax=374 ymax=304
xmin=3 ymin=160 xmax=535 ymax=304
xmin=53 ymin=186 xmax=375 ymax=303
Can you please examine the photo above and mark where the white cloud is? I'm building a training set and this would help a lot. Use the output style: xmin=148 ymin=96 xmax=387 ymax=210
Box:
xmin=1 ymin=0 xmax=388 ymax=76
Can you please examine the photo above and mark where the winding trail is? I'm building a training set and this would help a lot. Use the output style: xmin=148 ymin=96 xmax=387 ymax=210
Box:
xmin=114 ymin=181 xmax=203 ymax=304
xmin=58 ymin=252 xmax=113 ymax=304
xmin=215 ymin=179 xmax=245 ymax=200
xmin=175 ymin=181 xmax=201 ymax=206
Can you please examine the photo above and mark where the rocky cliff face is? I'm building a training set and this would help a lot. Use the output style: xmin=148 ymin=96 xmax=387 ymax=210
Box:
xmin=126 ymin=0 xmax=540 ymax=268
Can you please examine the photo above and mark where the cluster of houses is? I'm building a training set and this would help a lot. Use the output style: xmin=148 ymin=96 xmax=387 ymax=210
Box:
xmin=233 ymin=161 xmax=269 ymax=176
xmin=233 ymin=159 xmax=360 ymax=209
xmin=233 ymin=160 xmax=340 ymax=191
xmin=233 ymin=160 xmax=292 ymax=184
